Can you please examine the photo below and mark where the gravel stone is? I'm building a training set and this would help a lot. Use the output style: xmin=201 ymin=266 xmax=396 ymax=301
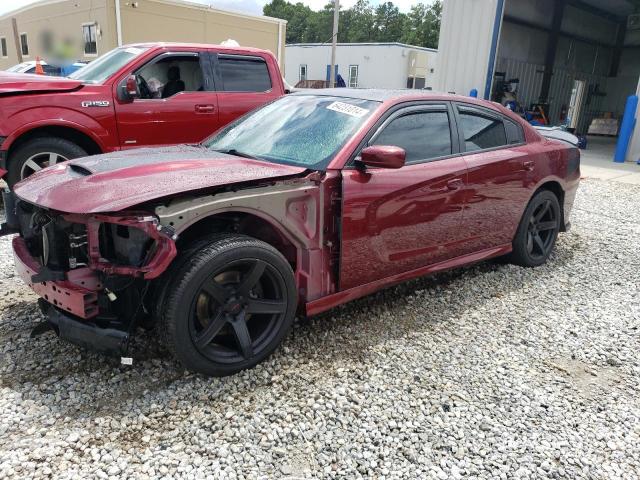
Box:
xmin=0 ymin=178 xmax=639 ymax=479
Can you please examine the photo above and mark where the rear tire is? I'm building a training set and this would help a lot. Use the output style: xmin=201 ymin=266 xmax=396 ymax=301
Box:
xmin=509 ymin=190 xmax=561 ymax=267
xmin=7 ymin=136 xmax=87 ymax=188
xmin=159 ymin=234 xmax=297 ymax=377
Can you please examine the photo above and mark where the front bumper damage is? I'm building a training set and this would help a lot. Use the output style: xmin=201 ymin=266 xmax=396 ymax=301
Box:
xmin=2 ymin=191 xmax=178 ymax=355
xmin=37 ymin=298 xmax=129 ymax=354
xmin=13 ymin=236 xmax=99 ymax=318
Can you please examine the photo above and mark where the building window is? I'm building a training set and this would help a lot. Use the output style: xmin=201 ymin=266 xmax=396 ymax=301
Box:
xmin=406 ymin=77 xmax=426 ymax=89
xmin=20 ymin=33 xmax=29 ymax=56
xmin=83 ymin=23 xmax=97 ymax=55
xmin=299 ymin=64 xmax=307 ymax=82
xmin=1 ymin=38 xmax=7 ymax=58
xmin=348 ymin=65 xmax=358 ymax=88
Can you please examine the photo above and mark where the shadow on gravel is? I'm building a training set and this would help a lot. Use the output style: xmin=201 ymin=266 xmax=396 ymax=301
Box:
xmin=0 ymin=235 xmax=581 ymax=419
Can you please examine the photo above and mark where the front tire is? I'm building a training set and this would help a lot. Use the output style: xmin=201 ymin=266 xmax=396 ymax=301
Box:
xmin=509 ymin=190 xmax=561 ymax=267
xmin=7 ymin=136 xmax=87 ymax=188
xmin=160 ymin=234 xmax=297 ymax=377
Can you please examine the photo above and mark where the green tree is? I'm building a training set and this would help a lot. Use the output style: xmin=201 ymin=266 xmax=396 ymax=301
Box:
xmin=263 ymin=0 xmax=317 ymax=43
xmin=345 ymin=0 xmax=376 ymax=42
xmin=401 ymin=0 xmax=441 ymax=48
xmin=373 ymin=2 xmax=406 ymax=42
xmin=262 ymin=0 xmax=442 ymax=48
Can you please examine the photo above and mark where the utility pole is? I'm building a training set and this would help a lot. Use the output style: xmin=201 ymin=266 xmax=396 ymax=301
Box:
xmin=329 ymin=0 xmax=339 ymax=88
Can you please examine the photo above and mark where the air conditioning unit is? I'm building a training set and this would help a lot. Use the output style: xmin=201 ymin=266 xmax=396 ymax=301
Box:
xmin=628 ymin=14 xmax=640 ymax=30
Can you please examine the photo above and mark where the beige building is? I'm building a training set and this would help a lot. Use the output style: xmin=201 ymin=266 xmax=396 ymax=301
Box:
xmin=0 ymin=0 xmax=287 ymax=70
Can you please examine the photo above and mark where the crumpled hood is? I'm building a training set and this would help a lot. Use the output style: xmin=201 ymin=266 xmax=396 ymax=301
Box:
xmin=14 ymin=145 xmax=307 ymax=213
xmin=0 ymin=71 xmax=83 ymax=95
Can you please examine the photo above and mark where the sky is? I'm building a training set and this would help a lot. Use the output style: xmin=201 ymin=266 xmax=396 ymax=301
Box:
xmin=0 ymin=0 xmax=431 ymax=17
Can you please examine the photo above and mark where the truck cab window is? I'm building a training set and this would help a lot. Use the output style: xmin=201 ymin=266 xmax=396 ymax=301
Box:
xmin=218 ymin=55 xmax=271 ymax=92
xmin=135 ymin=54 xmax=204 ymax=99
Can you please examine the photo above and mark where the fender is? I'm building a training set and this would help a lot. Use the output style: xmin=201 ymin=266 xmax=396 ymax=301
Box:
xmin=154 ymin=178 xmax=334 ymax=302
xmin=2 ymin=107 xmax=116 ymax=153
xmin=521 ymin=173 xmax=571 ymax=231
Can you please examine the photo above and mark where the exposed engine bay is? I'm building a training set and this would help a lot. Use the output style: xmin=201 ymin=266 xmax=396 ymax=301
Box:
xmin=3 ymin=191 xmax=177 ymax=353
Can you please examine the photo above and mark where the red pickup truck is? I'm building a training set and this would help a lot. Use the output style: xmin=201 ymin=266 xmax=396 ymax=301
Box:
xmin=0 ymin=43 xmax=286 ymax=187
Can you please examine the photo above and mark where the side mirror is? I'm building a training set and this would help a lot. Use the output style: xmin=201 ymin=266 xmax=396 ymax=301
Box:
xmin=360 ymin=145 xmax=406 ymax=169
xmin=121 ymin=75 xmax=140 ymax=100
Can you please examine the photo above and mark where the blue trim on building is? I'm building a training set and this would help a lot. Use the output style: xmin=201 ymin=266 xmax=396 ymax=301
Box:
xmin=484 ymin=0 xmax=504 ymax=100
xmin=614 ymin=95 xmax=638 ymax=163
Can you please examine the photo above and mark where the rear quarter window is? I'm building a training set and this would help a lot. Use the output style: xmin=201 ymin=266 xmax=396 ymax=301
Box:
xmin=505 ymin=119 xmax=525 ymax=144
xmin=458 ymin=110 xmax=507 ymax=152
xmin=218 ymin=55 xmax=272 ymax=92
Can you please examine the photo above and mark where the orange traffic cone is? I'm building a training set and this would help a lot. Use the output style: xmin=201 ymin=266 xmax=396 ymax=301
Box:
xmin=35 ymin=56 xmax=44 ymax=75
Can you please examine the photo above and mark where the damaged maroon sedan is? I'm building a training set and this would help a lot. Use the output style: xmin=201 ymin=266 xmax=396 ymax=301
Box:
xmin=2 ymin=90 xmax=580 ymax=376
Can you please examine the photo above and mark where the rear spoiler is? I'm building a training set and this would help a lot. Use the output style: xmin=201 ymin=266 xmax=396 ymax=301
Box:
xmin=534 ymin=126 xmax=579 ymax=147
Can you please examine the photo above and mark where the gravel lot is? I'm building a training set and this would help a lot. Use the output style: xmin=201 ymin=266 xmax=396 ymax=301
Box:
xmin=0 ymin=178 xmax=639 ymax=479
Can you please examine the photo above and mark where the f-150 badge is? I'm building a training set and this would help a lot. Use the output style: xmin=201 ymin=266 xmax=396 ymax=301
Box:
xmin=81 ymin=100 xmax=110 ymax=107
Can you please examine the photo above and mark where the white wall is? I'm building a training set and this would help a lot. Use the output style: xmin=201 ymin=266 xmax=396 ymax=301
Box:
xmin=284 ymin=43 xmax=437 ymax=89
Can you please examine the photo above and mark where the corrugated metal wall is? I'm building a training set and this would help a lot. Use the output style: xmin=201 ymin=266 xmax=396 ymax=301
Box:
xmin=495 ymin=56 xmax=609 ymax=133
xmin=435 ymin=0 xmax=503 ymax=96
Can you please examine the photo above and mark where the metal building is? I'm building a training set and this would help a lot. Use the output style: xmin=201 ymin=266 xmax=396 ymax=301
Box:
xmin=436 ymin=0 xmax=640 ymax=163
xmin=0 ymin=0 xmax=287 ymax=70
xmin=285 ymin=42 xmax=438 ymax=90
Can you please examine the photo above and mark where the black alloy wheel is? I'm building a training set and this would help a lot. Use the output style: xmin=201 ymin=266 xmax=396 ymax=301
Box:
xmin=160 ymin=235 xmax=297 ymax=376
xmin=526 ymin=198 xmax=558 ymax=260
xmin=510 ymin=189 xmax=561 ymax=267
xmin=190 ymin=258 xmax=288 ymax=364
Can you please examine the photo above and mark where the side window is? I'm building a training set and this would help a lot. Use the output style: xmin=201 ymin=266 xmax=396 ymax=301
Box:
xmin=135 ymin=54 xmax=205 ymax=99
xmin=218 ymin=55 xmax=271 ymax=92
xmin=372 ymin=110 xmax=452 ymax=163
xmin=505 ymin=119 xmax=525 ymax=144
xmin=83 ymin=24 xmax=97 ymax=55
xmin=459 ymin=109 xmax=507 ymax=152
xmin=458 ymin=108 xmax=507 ymax=152
xmin=20 ymin=33 xmax=29 ymax=56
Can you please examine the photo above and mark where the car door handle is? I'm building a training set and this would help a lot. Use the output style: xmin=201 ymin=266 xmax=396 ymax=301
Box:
xmin=446 ymin=178 xmax=463 ymax=191
xmin=523 ymin=160 xmax=535 ymax=171
xmin=195 ymin=104 xmax=216 ymax=113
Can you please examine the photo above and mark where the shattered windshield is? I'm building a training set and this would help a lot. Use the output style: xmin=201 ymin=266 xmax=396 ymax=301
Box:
xmin=204 ymin=95 xmax=379 ymax=169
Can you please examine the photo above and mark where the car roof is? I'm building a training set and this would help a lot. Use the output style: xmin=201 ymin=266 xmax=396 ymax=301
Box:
xmin=291 ymin=87 xmax=492 ymax=104
xmin=291 ymin=88 xmax=512 ymax=114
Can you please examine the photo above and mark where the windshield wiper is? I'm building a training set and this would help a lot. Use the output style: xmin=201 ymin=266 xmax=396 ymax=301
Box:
xmin=213 ymin=148 xmax=259 ymax=160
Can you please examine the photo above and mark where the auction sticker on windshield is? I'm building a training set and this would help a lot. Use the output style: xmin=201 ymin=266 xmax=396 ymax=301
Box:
xmin=327 ymin=101 xmax=369 ymax=118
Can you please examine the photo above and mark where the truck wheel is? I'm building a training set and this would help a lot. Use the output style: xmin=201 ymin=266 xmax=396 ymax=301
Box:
xmin=160 ymin=234 xmax=297 ymax=377
xmin=7 ymin=137 xmax=87 ymax=187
